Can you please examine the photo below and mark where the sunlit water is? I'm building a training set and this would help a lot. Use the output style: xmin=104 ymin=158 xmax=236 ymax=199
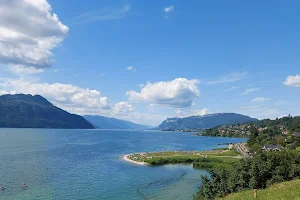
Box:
xmin=0 ymin=129 xmax=246 ymax=200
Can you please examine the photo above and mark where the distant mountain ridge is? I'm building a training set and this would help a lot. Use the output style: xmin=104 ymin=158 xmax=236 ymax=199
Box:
xmin=84 ymin=115 xmax=150 ymax=130
xmin=0 ymin=94 xmax=94 ymax=129
xmin=156 ymin=113 xmax=258 ymax=131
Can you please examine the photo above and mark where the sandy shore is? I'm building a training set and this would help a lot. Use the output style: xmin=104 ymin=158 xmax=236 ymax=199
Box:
xmin=123 ymin=154 xmax=148 ymax=166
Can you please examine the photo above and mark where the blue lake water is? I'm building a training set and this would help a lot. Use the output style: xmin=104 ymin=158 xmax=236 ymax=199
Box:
xmin=0 ymin=129 xmax=246 ymax=200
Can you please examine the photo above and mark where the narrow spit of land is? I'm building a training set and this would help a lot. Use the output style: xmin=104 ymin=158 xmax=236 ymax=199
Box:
xmin=123 ymin=144 xmax=245 ymax=169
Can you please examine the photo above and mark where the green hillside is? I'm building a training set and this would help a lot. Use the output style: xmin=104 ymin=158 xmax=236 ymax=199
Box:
xmin=220 ymin=179 xmax=300 ymax=200
xmin=157 ymin=113 xmax=258 ymax=131
xmin=0 ymin=94 xmax=94 ymax=129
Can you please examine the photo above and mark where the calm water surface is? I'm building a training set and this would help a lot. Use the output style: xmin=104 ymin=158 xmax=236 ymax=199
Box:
xmin=0 ymin=129 xmax=246 ymax=200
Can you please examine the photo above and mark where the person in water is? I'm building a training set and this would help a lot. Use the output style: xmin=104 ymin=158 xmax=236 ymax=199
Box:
xmin=1 ymin=186 xmax=5 ymax=190
xmin=23 ymin=183 xmax=27 ymax=189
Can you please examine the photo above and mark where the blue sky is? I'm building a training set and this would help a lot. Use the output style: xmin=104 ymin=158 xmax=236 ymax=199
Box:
xmin=0 ymin=0 xmax=300 ymax=125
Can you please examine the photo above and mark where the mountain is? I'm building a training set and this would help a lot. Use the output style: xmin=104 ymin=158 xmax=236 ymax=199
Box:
xmin=0 ymin=94 xmax=94 ymax=129
xmin=84 ymin=115 xmax=150 ymax=130
xmin=156 ymin=113 xmax=258 ymax=131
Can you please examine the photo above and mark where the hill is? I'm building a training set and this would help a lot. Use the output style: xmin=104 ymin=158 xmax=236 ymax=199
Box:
xmin=156 ymin=113 xmax=258 ymax=131
xmin=84 ymin=115 xmax=150 ymax=130
xmin=0 ymin=94 xmax=94 ymax=129
xmin=201 ymin=116 xmax=300 ymax=152
xmin=220 ymin=179 xmax=300 ymax=200
xmin=203 ymin=116 xmax=300 ymax=137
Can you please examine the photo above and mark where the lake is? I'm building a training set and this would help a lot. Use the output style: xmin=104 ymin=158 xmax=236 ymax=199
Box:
xmin=0 ymin=129 xmax=246 ymax=200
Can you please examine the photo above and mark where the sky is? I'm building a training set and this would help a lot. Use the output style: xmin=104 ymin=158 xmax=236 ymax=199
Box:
xmin=0 ymin=0 xmax=300 ymax=126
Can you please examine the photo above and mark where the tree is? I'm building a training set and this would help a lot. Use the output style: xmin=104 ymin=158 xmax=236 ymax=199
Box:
xmin=248 ymin=126 xmax=259 ymax=146
xmin=194 ymin=176 xmax=214 ymax=200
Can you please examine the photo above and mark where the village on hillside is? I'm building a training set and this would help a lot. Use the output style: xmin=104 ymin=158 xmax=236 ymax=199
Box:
xmin=201 ymin=116 xmax=300 ymax=152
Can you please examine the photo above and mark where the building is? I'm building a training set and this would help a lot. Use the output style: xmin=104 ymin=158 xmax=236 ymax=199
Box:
xmin=262 ymin=144 xmax=282 ymax=151
xmin=282 ymin=130 xmax=289 ymax=135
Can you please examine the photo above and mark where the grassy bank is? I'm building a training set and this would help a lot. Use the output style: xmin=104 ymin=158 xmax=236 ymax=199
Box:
xmin=219 ymin=179 xmax=300 ymax=200
xmin=193 ymin=157 xmax=238 ymax=170
xmin=127 ymin=149 xmax=241 ymax=170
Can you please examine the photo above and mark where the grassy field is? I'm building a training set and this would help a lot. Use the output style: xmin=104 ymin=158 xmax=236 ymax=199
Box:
xmin=193 ymin=156 xmax=238 ymax=170
xmin=219 ymin=179 xmax=300 ymax=200
xmin=127 ymin=149 xmax=241 ymax=169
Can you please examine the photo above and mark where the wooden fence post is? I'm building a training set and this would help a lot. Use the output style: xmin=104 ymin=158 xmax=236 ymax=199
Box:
xmin=254 ymin=189 xmax=257 ymax=198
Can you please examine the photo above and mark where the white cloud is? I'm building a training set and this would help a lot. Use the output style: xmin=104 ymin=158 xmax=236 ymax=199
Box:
xmin=176 ymin=108 xmax=208 ymax=117
xmin=6 ymin=65 xmax=44 ymax=75
xmin=207 ymin=72 xmax=248 ymax=85
xmin=252 ymin=97 xmax=270 ymax=103
xmin=113 ymin=102 xmax=135 ymax=116
xmin=195 ymin=108 xmax=208 ymax=116
xmin=0 ymin=78 xmax=111 ymax=114
xmin=126 ymin=78 xmax=200 ymax=108
xmin=70 ymin=4 xmax=131 ymax=25
xmin=283 ymin=75 xmax=300 ymax=87
xmin=0 ymin=0 xmax=68 ymax=72
xmin=242 ymin=88 xmax=260 ymax=95
xmin=164 ymin=5 xmax=174 ymax=13
xmin=126 ymin=66 xmax=135 ymax=71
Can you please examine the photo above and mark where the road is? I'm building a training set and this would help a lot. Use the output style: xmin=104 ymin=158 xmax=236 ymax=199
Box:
xmin=234 ymin=143 xmax=251 ymax=157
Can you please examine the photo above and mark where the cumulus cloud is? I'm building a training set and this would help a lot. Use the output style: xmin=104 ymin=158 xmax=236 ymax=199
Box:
xmin=6 ymin=65 xmax=44 ymax=75
xmin=283 ymin=75 xmax=300 ymax=87
xmin=242 ymin=88 xmax=260 ymax=95
xmin=0 ymin=78 xmax=111 ymax=113
xmin=113 ymin=102 xmax=135 ymax=116
xmin=164 ymin=5 xmax=174 ymax=13
xmin=176 ymin=108 xmax=208 ymax=117
xmin=126 ymin=78 xmax=200 ymax=108
xmin=252 ymin=97 xmax=270 ymax=103
xmin=0 ymin=0 xmax=69 ymax=72
xmin=207 ymin=72 xmax=248 ymax=85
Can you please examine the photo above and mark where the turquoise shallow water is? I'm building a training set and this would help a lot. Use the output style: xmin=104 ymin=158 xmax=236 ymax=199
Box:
xmin=0 ymin=129 xmax=246 ymax=200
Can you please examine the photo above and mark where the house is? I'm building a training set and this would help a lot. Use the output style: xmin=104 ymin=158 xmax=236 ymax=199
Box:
xmin=282 ymin=130 xmax=289 ymax=135
xmin=262 ymin=144 xmax=282 ymax=151
xmin=294 ymin=132 xmax=300 ymax=137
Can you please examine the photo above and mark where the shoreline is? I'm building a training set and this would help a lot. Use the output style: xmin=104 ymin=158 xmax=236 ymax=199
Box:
xmin=122 ymin=145 xmax=236 ymax=166
xmin=123 ymin=154 xmax=148 ymax=165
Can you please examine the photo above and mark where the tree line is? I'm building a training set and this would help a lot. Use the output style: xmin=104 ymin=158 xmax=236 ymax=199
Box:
xmin=193 ymin=150 xmax=300 ymax=200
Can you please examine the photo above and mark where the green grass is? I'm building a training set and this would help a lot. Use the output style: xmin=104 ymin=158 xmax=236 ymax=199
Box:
xmin=213 ymin=147 xmax=229 ymax=151
xmin=128 ymin=150 xmax=241 ymax=170
xmin=219 ymin=179 xmax=300 ymax=200
xmin=145 ymin=156 xmax=238 ymax=170
xmin=193 ymin=157 xmax=239 ymax=170
xmin=207 ymin=149 xmax=240 ymax=157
